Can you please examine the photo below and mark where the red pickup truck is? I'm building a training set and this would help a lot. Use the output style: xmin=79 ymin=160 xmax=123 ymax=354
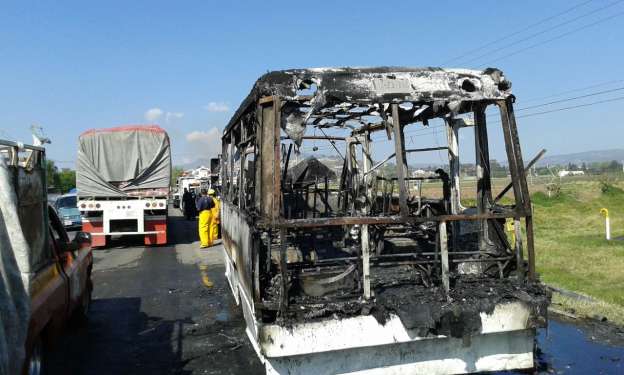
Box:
xmin=24 ymin=206 xmax=93 ymax=375
xmin=0 ymin=139 xmax=94 ymax=375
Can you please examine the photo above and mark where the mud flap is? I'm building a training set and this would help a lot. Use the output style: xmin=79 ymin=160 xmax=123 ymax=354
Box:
xmin=82 ymin=220 xmax=105 ymax=247
xmin=144 ymin=218 xmax=167 ymax=245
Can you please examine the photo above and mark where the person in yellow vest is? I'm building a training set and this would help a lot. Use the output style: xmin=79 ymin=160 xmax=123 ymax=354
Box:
xmin=208 ymin=189 xmax=220 ymax=242
xmin=196 ymin=189 xmax=215 ymax=248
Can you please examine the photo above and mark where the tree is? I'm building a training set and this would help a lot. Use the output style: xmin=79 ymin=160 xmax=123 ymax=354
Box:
xmin=489 ymin=159 xmax=508 ymax=178
xmin=171 ymin=166 xmax=184 ymax=188
xmin=45 ymin=160 xmax=76 ymax=193
xmin=45 ymin=160 xmax=61 ymax=191
xmin=57 ymin=169 xmax=76 ymax=193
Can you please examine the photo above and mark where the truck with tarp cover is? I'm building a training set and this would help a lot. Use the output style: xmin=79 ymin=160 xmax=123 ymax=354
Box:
xmin=76 ymin=125 xmax=171 ymax=247
xmin=220 ymin=67 xmax=550 ymax=374
xmin=0 ymin=139 xmax=93 ymax=375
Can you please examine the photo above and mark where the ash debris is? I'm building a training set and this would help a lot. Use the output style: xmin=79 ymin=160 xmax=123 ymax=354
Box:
xmin=279 ymin=277 xmax=549 ymax=340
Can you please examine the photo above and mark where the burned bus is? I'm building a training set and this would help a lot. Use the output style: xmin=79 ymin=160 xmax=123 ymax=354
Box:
xmin=220 ymin=67 xmax=549 ymax=374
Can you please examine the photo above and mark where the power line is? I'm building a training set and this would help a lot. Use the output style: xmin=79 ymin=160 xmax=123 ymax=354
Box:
xmin=460 ymin=0 xmax=624 ymax=66
xmin=441 ymin=0 xmax=596 ymax=66
xmin=520 ymin=79 xmax=624 ymax=103
xmin=483 ymin=93 xmax=624 ymax=126
xmin=517 ymin=85 xmax=624 ymax=111
xmin=517 ymin=94 xmax=624 ymax=119
xmin=484 ymin=9 xmax=624 ymax=65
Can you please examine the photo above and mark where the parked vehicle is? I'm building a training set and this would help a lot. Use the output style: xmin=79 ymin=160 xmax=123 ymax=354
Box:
xmin=176 ymin=175 xmax=203 ymax=215
xmin=54 ymin=193 xmax=82 ymax=230
xmin=172 ymin=188 xmax=181 ymax=208
xmin=0 ymin=139 xmax=93 ymax=375
xmin=76 ymin=125 xmax=171 ymax=247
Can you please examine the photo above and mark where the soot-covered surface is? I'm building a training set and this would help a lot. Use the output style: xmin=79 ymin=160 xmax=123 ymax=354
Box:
xmin=282 ymin=276 xmax=549 ymax=339
xmin=374 ymin=277 xmax=549 ymax=338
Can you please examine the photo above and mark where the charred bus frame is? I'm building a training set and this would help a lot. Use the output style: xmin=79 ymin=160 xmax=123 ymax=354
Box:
xmin=221 ymin=67 xmax=548 ymax=374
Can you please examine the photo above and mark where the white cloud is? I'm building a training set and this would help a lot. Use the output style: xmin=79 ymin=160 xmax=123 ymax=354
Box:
xmin=144 ymin=108 xmax=164 ymax=122
xmin=144 ymin=108 xmax=185 ymax=123
xmin=184 ymin=128 xmax=221 ymax=164
xmin=204 ymin=102 xmax=230 ymax=112
xmin=186 ymin=128 xmax=219 ymax=143
xmin=165 ymin=112 xmax=184 ymax=122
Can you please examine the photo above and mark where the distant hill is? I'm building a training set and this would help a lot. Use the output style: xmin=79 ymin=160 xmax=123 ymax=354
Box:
xmin=537 ymin=149 xmax=624 ymax=167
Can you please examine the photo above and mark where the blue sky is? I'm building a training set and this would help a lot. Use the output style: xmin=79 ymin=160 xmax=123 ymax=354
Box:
xmin=1 ymin=0 xmax=623 ymax=168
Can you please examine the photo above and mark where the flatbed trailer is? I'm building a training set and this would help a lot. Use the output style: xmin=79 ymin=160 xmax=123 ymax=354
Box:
xmin=76 ymin=125 xmax=171 ymax=247
xmin=220 ymin=67 xmax=549 ymax=374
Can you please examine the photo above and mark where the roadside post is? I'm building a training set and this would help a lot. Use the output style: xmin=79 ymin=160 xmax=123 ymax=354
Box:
xmin=600 ymin=208 xmax=611 ymax=240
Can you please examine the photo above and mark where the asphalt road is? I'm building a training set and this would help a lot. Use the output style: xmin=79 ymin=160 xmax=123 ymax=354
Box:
xmin=47 ymin=208 xmax=264 ymax=375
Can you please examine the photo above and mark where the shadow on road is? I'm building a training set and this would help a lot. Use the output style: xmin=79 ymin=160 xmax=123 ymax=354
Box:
xmin=168 ymin=214 xmax=199 ymax=245
xmin=47 ymin=208 xmax=263 ymax=375
xmin=48 ymin=298 xmax=194 ymax=374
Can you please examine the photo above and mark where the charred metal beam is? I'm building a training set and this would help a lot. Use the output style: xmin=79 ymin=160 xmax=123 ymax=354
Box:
xmin=526 ymin=215 xmax=536 ymax=280
xmin=439 ymin=221 xmax=450 ymax=296
xmin=514 ymin=218 xmax=524 ymax=281
xmin=361 ymin=224 xmax=371 ymax=299
xmin=274 ymin=210 xmax=527 ymax=228
xmin=445 ymin=120 xmax=460 ymax=215
xmin=376 ymin=176 xmax=442 ymax=181
xmin=506 ymin=99 xmax=532 ymax=213
xmin=474 ymin=105 xmax=493 ymax=253
xmin=499 ymin=98 xmax=535 ymax=280
xmin=279 ymin=228 xmax=289 ymax=310
xmin=446 ymin=119 xmax=461 ymax=253
xmin=239 ymin=121 xmax=247 ymax=208
xmin=282 ymin=143 xmax=292 ymax=190
xmin=392 ymin=104 xmax=409 ymax=217
xmin=273 ymin=96 xmax=282 ymax=223
xmin=405 ymin=146 xmax=449 ymax=153
xmin=324 ymin=176 xmax=329 ymax=216
xmin=281 ymin=135 xmax=347 ymax=141
xmin=361 ymin=132 xmax=373 ymax=213
xmin=254 ymin=103 xmax=263 ymax=210
xmin=498 ymin=100 xmax=526 ymax=211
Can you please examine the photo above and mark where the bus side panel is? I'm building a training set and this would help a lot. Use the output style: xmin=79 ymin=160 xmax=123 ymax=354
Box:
xmin=221 ymin=201 xmax=254 ymax=303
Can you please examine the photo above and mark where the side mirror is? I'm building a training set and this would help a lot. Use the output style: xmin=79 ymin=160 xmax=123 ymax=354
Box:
xmin=74 ymin=231 xmax=92 ymax=248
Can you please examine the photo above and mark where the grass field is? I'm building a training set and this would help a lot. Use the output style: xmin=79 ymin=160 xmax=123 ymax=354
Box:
xmin=531 ymin=179 xmax=624 ymax=324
